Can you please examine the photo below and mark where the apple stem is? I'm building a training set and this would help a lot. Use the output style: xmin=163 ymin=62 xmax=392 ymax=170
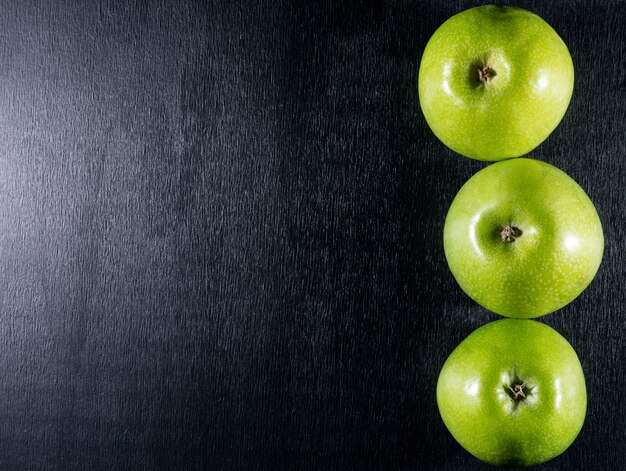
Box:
xmin=478 ymin=65 xmax=496 ymax=83
xmin=501 ymin=224 xmax=522 ymax=243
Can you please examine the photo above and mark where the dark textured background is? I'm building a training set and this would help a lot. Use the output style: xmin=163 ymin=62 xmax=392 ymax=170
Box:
xmin=0 ymin=0 xmax=623 ymax=469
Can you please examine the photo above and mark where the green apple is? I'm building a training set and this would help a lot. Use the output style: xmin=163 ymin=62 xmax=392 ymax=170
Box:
xmin=437 ymin=319 xmax=586 ymax=467
xmin=444 ymin=158 xmax=603 ymax=318
xmin=418 ymin=6 xmax=574 ymax=160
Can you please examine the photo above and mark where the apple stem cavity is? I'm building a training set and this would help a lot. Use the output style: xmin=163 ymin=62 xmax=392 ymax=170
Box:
xmin=477 ymin=65 xmax=496 ymax=83
xmin=501 ymin=224 xmax=522 ymax=243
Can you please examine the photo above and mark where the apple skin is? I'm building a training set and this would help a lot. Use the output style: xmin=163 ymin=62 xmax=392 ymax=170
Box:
xmin=444 ymin=158 xmax=603 ymax=318
xmin=418 ymin=6 xmax=574 ymax=161
xmin=437 ymin=319 xmax=586 ymax=467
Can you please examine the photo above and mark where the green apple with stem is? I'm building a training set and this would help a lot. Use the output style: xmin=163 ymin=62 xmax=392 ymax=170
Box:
xmin=437 ymin=319 xmax=587 ymax=467
xmin=444 ymin=158 xmax=603 ymax=318
xmin=419 ymin=5 xmax=574 ymax=160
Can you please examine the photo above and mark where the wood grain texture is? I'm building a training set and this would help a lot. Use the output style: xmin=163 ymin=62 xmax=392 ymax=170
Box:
xmin=0 ymin=0 xmax=623 ymax=469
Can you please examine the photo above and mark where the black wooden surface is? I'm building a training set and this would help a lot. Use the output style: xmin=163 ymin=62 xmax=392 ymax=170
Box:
xmin=0 ymin=1 xmax=623 ymax=469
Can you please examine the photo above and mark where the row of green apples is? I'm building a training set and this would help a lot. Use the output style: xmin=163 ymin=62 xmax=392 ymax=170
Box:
xmin=418 ymin=5 xmax=604 ymax=468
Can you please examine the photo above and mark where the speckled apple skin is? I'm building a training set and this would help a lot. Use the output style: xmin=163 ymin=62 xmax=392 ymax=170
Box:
xmin=437 ymin=319 xmax=586 ymax=467
xmin=418 ymin=5 xmax=574 ymax=161
xmin=444 ymin=158 xmax=604 ymax=318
